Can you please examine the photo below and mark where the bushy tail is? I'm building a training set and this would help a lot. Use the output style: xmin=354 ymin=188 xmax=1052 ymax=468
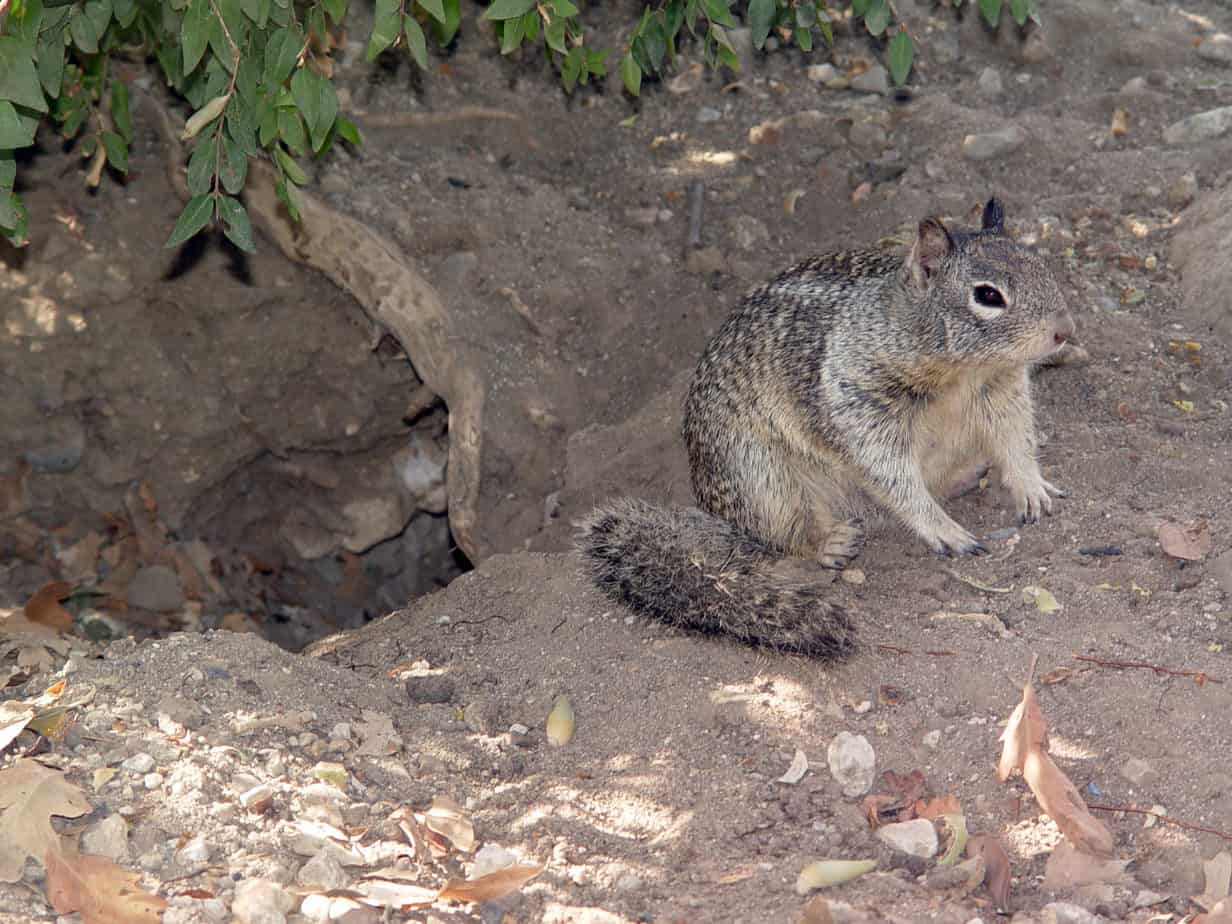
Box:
xmin=577 ymin=498 xmax=855 ymax=658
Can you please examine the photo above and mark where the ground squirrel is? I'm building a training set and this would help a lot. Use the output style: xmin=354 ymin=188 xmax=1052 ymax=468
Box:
xmin=579 ymin=199 xmax=1075 ymax=657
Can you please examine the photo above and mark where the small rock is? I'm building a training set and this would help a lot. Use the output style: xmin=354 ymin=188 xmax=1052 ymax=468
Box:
xmin=615 ymin=873 xmax=643 ymax=894
xmin=121 ymin=753 xmax=156 ymax=774
xmin=807 ymin=63 xmax=839 ymax=84
xmin=1164 ymin=106 xmax=1232 ymax=145
xmin=977 ymin=67 xmax=1004 ymax=98
xmin=730 ymin=215 xmax=770 ymax=251
xmin=1134 ymin=890 xmax=1168 ymax=908
xmin=1211 ymin=549 xmax=1232 ymax=596
xmin=1119 ymin=75 xmax=1148 ymax=95
xmin=472 ymin=844 xmax=518 ymax=879
xmin=922 ymin=729 xmax=942 ymax=749
xmin=876 ymin=818 xmax=939 ymax=858
xmin=1020 ymin=31 xmax=1053 ymax=63
xmin=127 ymin=566 xmax=184 ymax=612
xmin=851 ymin=65 xmax=889 ymax=95
xmin=847 ymin=120 xmax=888 ymax=152
xmin=696 ymin=107 xmax=722 ymax=123
xmin=297 ymin=850 xmax=349 ymax=891
xmin=143 ymin=772 xmax=165 ymax=790
xmin=826 ymin=731 xmax=876 ymax=797
xmin=177 ymin=835 xmax=211 ymax=866
xmin=1168 ymin=172 xmax=1199 ymax=210
xmin=962 ymin=125 xmax=1027 ymax=161
xmin=81 ymin=814 xmax=129 ymax=860
xmin=1120 ymin=757 xmax=1159 ymax=788
xmin=1197 ymin=33 xmax=1232 ymax=66
xmin=404 ymin=674 xmax=455 ymax=704
xmin=231 ymin=878 xmax=296 ymax=924
xmin=340 ymin=495 xmax=410 ymax=554
xmin=625 ymin=207 xmax=659 ymax=228
xmin=463 ymin=700 xmax=502 ymax=736
xmin=1040 ymin=902 xmax=1099 ymax=924
xmin=686 ymin=247 xmax=726 ymax=276
xmin=240 ymin=783 xmax=275 ymax=813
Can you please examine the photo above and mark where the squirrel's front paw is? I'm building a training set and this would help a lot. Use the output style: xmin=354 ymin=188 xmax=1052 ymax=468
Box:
xmin=925 ymin=523 xmax=987 ymax=558
xmin=1009 ymin=475 xmax=1067 ymax=525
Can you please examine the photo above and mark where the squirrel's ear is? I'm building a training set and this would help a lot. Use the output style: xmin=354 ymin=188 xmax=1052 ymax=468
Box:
xmin=982 ymin=198 xmax=1005 ymax=234
xmin=904 ymin=217 xmax=954 ymax=289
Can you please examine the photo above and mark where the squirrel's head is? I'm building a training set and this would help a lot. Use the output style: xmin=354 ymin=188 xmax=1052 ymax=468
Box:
xmin=900 ymin=198 xmax=1074 ymax=364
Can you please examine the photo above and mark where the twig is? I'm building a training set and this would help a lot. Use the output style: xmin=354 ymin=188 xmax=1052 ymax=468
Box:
xmin=1086 ymin=803 xmax=1232 ymax=841
xmin=686 ymin=179 xmax=705 ymax=251
xmin=876 ymin=644 xmax=957 ymax=657
xmin=943 ymin=567 xmax=1011 ymax=594
xmin=1073 ymin=654 xmax=1222 ymax=685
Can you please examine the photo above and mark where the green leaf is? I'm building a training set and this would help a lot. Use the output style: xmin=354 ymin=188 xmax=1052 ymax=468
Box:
xmin=544 ymin=16 xmax=567 ymax=53
xmin=235 ymin=52 xmax=260 ymax=102
xmin=978 ymin=0 xmax=1001 ymax=28
xmin=748 ymin=0 xmax=774 ymax=49
xmin=238 ymin=0 xmax=259 ymax=21
xmin=82 ymin=0 xmax=112 ymax=41
xmin=186 ymin=139 xmax=217 ymax=195
xmin=182 ymin=0 xmax=211 ymax=75
xmin=0 ymin=101 xmax=38 ymax=148
xmin=11 ymin=0 xmax=44 ymax=51
xmin=522 ymin=9 xmax=539 ymax=41
xmin=0 ymin=38 xmax=48 ymax=113
xmin=219 ymin=135 xmax=247 ymax=193
xmin=0 ymin=191 xmax=29 ymax=245
xmin=795 ymin=2 xmax=816 ymax=28
xmin=701 ymin=0 xmax=734 ymax=27
xmin=290 ymin=67 xmax=336 ymax=152
xmin=227 ymin=98 xmax=257 ymax=154
xmin=277 ymin=107 xmax=306 ymax=153
xmin=110 ymin=79 xmax=131 ymax=143
xmin=0 ymin=189 xmax=17 ymax=228
xmin=366 ymin=4 xmax=401 ymax=61
xmin=887 ymin=29 xmax=912 ymax=86
xmin=113 ymin=0 xmax=137 ymax=24
xmin=561 ymin=47 xmax=582 ymax=92
xmin=0 ymin=151 xmax=15 ymax=189
xmin=67 ymin=12 xmax=99 ymax=54
xmin=101 ymin=131 xmax=128 ymax=173
xmin=851 ymin=0 xmax=870 ymax=13
xmin=619 ymin=51 xmax=641 ymax=96
xmin=217 ymin=195 xmax=256 ymax=252
xmin=416 ymin=0 xmax=445 ymax=22
xmin=432 ymin=0 xmax=460 ymax=44
xmin=164 ymin=194 xmax=215 ymax=249
xmin=264 ymin=27 xmax=302 ymax=85
xmin=275 ymin=174 xmax=300 ymax=221
xmin=1009 ymin=0 xmax=1029 ymax=25
xmin=322 ymin=0 xmax=347 ymax=24
xmin=796 ymin=26 xmax=812 ymax=50
xmin=335 ymin=117 xmax=361 ymax=145
xmin=499 ymin=13 xmax=525 ymax=54
xmin=587 ymin=48 xmax=608 ymax=75
xmin=552 ymin=0 xmax=578 ymax=16
xmin=863 ymin=0 xmax=889 ymax=36
xmin=483 ymin=0 xmax=535 ymax=20
xmin=274 ymin=144 xmax=307 ymax=184
xmin=404 ymin=14 xmax=429 ymax=67
xmin=36 ymin=32 xmax=66 ymax=97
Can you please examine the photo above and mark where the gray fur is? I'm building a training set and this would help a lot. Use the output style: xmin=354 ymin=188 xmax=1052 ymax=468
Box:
xmin=579 ymin=199 xmax=1073 ymax=657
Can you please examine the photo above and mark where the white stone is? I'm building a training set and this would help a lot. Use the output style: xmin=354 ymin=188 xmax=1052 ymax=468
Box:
xmin=826 ymin=731 xmax=876 ymax=797
xmin=876 ymin=818 xmax=939 ymax=858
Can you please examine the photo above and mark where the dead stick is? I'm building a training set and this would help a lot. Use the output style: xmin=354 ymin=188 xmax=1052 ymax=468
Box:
xmin=1086 ymin=803 xmax=1232 ymax=841
xmin=1073 ymin=655 xmax=1222 ymax=684
xmin=686 ymin=179 xmax=705 ymax=251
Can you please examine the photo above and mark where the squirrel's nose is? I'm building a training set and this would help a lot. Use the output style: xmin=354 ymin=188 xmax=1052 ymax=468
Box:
xmin=1054 ymin=312 xmax=1075 ymax=345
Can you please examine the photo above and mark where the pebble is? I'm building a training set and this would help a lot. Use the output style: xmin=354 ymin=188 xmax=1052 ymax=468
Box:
xmin=696 ymin=107 xmax=722 ymax=123
xmin=1168 ymin=172 xmax=1199 ymax=209
xmin=826 ymin=731 xmax=876 ymax=797
xmin=297 ymin=850 xmax=349 ymax=890
xmin=807 ymin=63 xmax=839 ymax=84
xmin=81 ymin=814 xmax=129 ymax=860
xmin=876 ymin=818 xmax=939 ymax=858
xmin=122 ymin=753 xmax=157 ymax=774
xmin=1197 ymin=33 xmax=1232 ymax=66
xmin=472 ymin=844 xmax=518 ymax=878
xmin=143 ymin=772 xmax=165 ymax=790
xmin=1164 ymin=106 xmax=1232 ymax=144
xmin=1120 ymin=757 xmax=1159 ymax=788
xmin=1040 ymin=902 xmax=1099 ymax=924
xmin=177 ymin=835 xmax=211 ymax=866
xmin=922 ymin=729 xmax=942 ymax=749
xmin=977 ymin=67 xmax=1004 ymax=98
xmin=240 ymin=783 xmax=275 ymax=812
xmin=962 ymin=125 xmax=1027 ymax=161
xmin=848 ymin=120 xmax=888 ymax=152
xmin=851 ymin=65 xmax=889 ymax=95
xmin=23 ymin=414 xmax=86 ymax=474
xmin=231 ymin=878 xmax=296 ymax=924
xmin=127 ymin=565 xmax=185 ymax=612
xmin=729 ymin=215 xmax=770 ymax=251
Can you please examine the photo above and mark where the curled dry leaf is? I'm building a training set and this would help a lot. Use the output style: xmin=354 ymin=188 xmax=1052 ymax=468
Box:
xmin=915 ymin=794 xmax=962 ymax=820
xmin=778 ymin=749 xmax=809 ymax=784
xmin=795 ymin=859 xmax=877 ymax=895
xmin=1021 ymin=585 xmax=1062 ymax=613
xmin=997 ymin=656 xmax=1047 ymax=782
xmin=967 ymin=834 xmax=1012 ymax=912
xmin=355 ymin=869 xmax=438 ymax=910
xmin=423 ymin=796 xmax=474 ymax=854
xmin=936 ymin=814 xmax=968 ymax=866
xmin=0 ymin=759 xmax=92 ymax=883
xmin=546 ymin=695 xmax=575 ymax=747
xmin=0 ymin=702 xmax=35 ymax=755
xmin=1158 ymin=519 xmax=1212 ymax=561
xmin=24 ymin=582 xmax=74 ymax=632
xmin=437 ymin=863 xmax=544 ymax=904
xmin=1022 ymin=748 xmax=1116 ymax=858
xmin=46 ymin=844 xmax=167 ymax=924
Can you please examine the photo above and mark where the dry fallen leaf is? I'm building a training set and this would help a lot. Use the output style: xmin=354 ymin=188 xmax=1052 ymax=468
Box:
xmin=24 ymin=582 xmax=74 ymax=632
xmin=1022 ymin=748 xmax=1116 ymax=858
xmin=1041 ymin=840 xmax=1130 ymax=891
xmin=0 ymin=759 xmax=92 ymax=882
xmin=798 ymin=895 xmax=834 ymax=924
xmin=355 ymin=869 xmax=439 ymax=910
xmin=546 ymin=695 xmax=575 ymax=747
xmin=967 ymin=835 xmax=1012 ymax=912
xmin=998 ymin=656 xmax=1048 ymax=782
xmin=0 ymin=702 xmax=35 ymax=755
xmin=56 ymin=533 xmax=104 ymax=585
xmin=422 ymin=796 xmax=474 ymax=854
xmin=1021 ymin=585 xmax=1062 ymax=614
xmin=1110 ymin=108 xmax=1130 ymax=137
xmin=437 ymin=863 xmax=544 ymax=904
xmin=795 ymin=859 xmax=876 ymax=895
xmin=778 ymin=749 xmax=809 ymax=784
xmin=915 ymin=794 xmax=962 ymax=820
xmin=46 ymin=844 xmax=166 ymax=924
xmin=1158 ymin=519 xmax=1212 ymax=561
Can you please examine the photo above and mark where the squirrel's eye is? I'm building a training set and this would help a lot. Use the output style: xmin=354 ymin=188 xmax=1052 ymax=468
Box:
xmin=973 ymin=284 xmax=1006 ymax=308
